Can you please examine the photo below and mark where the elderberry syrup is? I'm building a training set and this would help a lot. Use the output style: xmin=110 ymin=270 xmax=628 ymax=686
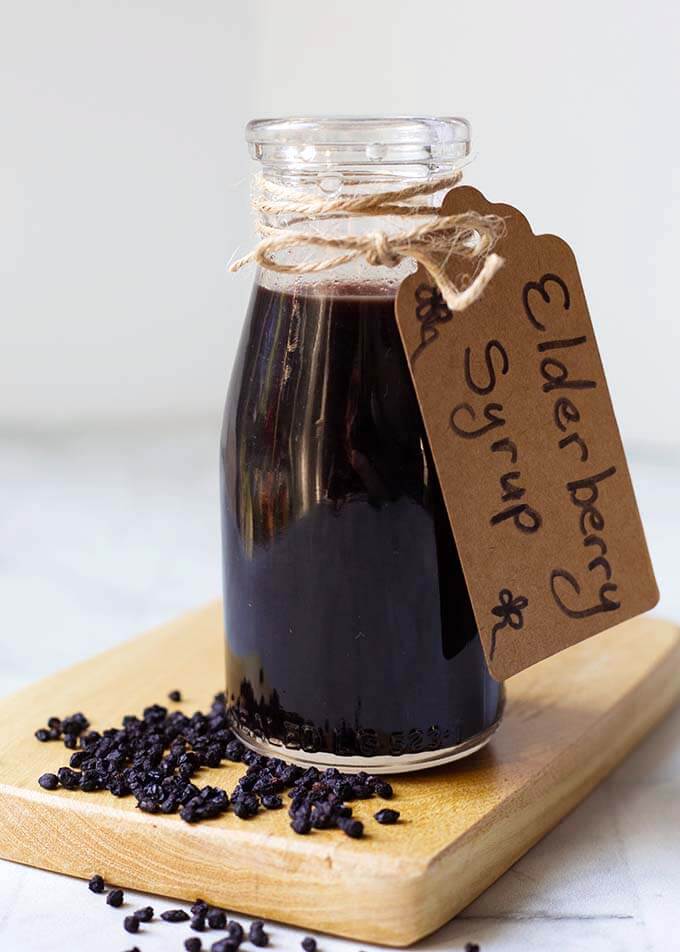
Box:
xmin=220 ymin=117 xmax=504 ymax=771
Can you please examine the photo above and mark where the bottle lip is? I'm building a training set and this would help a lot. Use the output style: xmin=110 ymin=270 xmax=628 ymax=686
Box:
xmin=245 ymin=116 xmax=471 ymax=167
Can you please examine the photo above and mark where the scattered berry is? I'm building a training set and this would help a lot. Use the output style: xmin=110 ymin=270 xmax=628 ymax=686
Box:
xmin=464 ymin=945 xmax=481 ymax=952
xmin=261 ymin=794 xmax=283 ymax=810
xmin=106 ymin=888 xmax=124 ymax=907
xmin=123 ymin=915 xmax=140 ymax=933
xmin=207 ymin=908 xmax=227 ymax=929
xmin=191 ymin=912 xmax=207 ymax=931
xmin=227 ymin=920 xmax=244 ymax=942
xmin=57 ymin=767 xmax=80 ymax=790
xmin=88 ymin=874 xmax=105 ymax=893
xmin=374 ymin=808 xmax=400 ymax=825
xmin=249 ymin=920 xmax=269 ymax=947
xmin=34 ymin=694 xmax=403 ymax=839
xmin=211 ymin=940 xmax=239 ymax=952
xmin=161 ymin=908 xmax=190 ymax=922
xmin=168 ymin=689 xmax=182 ymax=702
xmin=133 ymin=905 xmax=154 ymax=922
xmin=290 ymin=814 xmax=312 ymax=835
xmin=38 ymin=773 xmax=59 ymax=790
xmin=375 ymin=781 xmax=393 ymax=799
xmin=232 ymin=795 xmax=258 ymax=819
xmin=185 ymin=940 xmax=202 ymax=952
xmin=337 ymin=817 xmax=364 ymax=839
xmin=301 ymin=937 xmax=317 ymax=952
xmin=34 ymin=713 xmax=89 ymax=744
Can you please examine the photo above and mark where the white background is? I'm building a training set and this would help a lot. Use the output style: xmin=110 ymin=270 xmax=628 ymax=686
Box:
xmin=1 ymin=0 xmax=679 ymax=450
xmin=2 ymin=3 xmax=680 ymax=952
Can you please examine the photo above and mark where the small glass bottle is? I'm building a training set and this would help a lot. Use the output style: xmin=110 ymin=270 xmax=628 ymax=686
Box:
xmin=220 ymin=117 xmax=504 ymax=772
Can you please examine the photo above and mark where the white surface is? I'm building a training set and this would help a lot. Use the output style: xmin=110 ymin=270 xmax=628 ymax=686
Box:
xmin=0 ymin=424 xmax=678 ymax=951
xmin=2 ymin=1 xmax=680 ymax=447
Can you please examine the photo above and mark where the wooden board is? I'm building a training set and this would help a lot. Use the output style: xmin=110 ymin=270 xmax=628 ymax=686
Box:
xmin=0 ymin=604 xmax=678 ymax=947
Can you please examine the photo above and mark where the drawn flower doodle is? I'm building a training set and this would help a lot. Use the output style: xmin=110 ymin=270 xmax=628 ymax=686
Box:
xmin=410 ymin=283 xmax=454 ymax=364
xmin=489 ymin=588 xmax=529 ymax=661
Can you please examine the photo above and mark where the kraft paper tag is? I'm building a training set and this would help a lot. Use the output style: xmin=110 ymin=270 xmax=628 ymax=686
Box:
xmin=395 ymin=186 xmax=658 ymax=680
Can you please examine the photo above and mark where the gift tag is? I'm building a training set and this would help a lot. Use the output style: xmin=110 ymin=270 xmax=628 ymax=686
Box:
xmin=395 ymin=187 xmax=658 ymax=680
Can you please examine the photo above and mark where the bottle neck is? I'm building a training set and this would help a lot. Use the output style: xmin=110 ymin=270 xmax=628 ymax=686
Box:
xmin=252 ymin=161 xmax=467 ymax=296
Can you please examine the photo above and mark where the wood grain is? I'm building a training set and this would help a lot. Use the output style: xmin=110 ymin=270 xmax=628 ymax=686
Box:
xmin=0 ymin=604 xmax=678 ymax=946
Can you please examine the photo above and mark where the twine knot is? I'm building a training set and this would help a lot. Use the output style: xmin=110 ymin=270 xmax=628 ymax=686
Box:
xmin=229 ymin=171 xmax=505 ymax=313
xmin=364 ymin=232 xmax=402 ymax=269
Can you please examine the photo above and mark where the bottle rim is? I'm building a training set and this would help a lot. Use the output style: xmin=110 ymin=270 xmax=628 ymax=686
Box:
xmin=245 ymin=116 xmax=471 ymax=167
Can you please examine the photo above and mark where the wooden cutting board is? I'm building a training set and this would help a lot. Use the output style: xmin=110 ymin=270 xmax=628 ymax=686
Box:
xmin=0 ymin=604 xmax=678 ymax=946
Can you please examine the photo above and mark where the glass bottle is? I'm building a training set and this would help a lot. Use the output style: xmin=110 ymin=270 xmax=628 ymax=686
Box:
xmin=220 ymin=117 xmax=504 ymax=772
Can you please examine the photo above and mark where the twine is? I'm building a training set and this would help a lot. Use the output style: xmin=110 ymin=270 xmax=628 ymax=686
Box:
xmin=229 ymin=171 xmax=505 ymax=313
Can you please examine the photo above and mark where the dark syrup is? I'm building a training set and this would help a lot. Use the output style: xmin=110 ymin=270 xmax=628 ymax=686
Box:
xmin=220 ymin=283 xmax=503 ymax=759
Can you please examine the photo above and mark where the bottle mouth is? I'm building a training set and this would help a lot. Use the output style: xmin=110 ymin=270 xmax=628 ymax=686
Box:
xmin=246 ymin=116 xmax=471 ymax=168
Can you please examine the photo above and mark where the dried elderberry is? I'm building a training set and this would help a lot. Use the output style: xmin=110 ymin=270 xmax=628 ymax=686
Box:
xmin=133 ymin=905 xmax=154 ymax=922
xmin=301 ymin=937 xmax=317 ymax=952
xmin=185 ymin=940 xmax=202 ymax=952
xmin=38 ymin=772 xmax=59 ymax=790
xmin=161 ymin=908 xmax=190 ymax=922
xmin=34 ymin=690 xmax=403 ymax=839
xmin=261 ymin=794 xmax=283 ymax=810
xmin=138 ymin=799 xmax=160 ymax=814
xmin=69 ymin=750 xmax=88 ymax=768
xmin=375 ymin=781 xmax=393 ymax=799
xmin=248 ymin=921 xmax=269 ymax=947
xmin=61 ymin=712 xmax=89 ymax=738
xmin=232 ymin=794 xmax=258 ymax=819
xmin=34 ymin=712 xmax=89 ymax=744
xmin=337 ymin=817 xmax=364 ymax=839
xmin=123 ymin=915 xmax=140 ymax=933
xmin=106 ymin=887 xmax=124 ymax=907
xmin=168 ymin=689 xmax=182 ymax=701
xmin=211 ymin=940 xmax=239 ymax=952
xmin=350 ymin=782 xmax=373 ymax=800
xmin=57 ymin=767 xmax=80 ymax=790
xmin=290 ymin=813 xmax=312 ymax=835
xmin=374 ymin=808 xmax=400 ymax=825
xmin=207 ymin=908 xmax=227 ymax=929
xmin=88 ymin=874 xmax=105 ymax=893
